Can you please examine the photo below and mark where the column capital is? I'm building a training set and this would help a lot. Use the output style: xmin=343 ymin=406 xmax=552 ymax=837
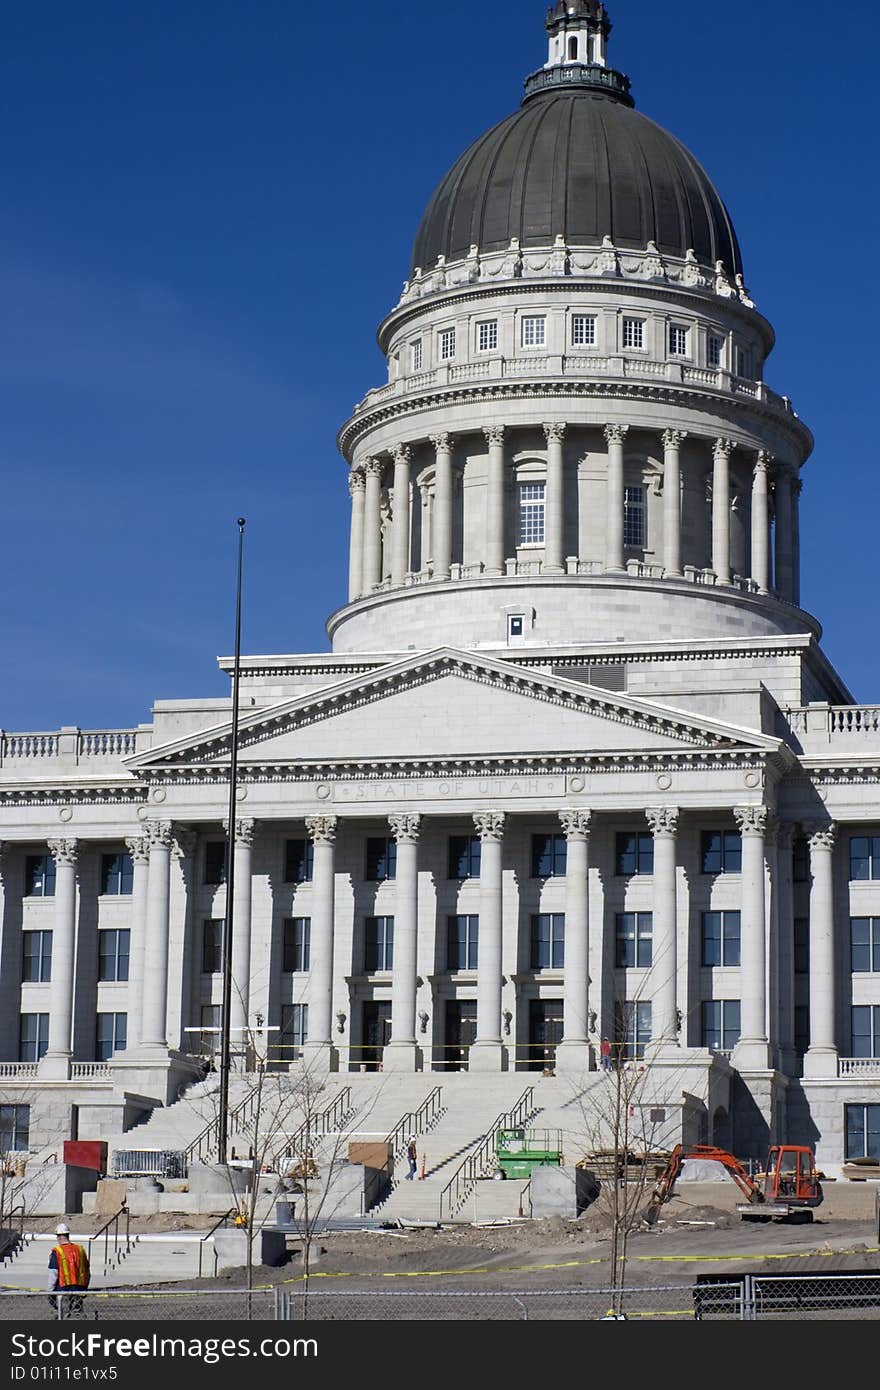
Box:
xmin=713 ymin=437 xmax=737 ymax=460
xmin=222 ymin=817 xmax=256 ymax=847
xmin=543 ymin=422 xmax=567 ymax=444
xmin=47 ymin=838 xmax=78 ymax=867
xmin=645 ymin=806 xmax=679 ymax=837
xmin=734 ymin=804 xmax=769 ymax=837
xmin=364 ymin=457 xmax=384 ymax=480
xmin=305 ymin=815 xmax=338 ymax=846
xmin=124 ymin=834 xmax=150 ymax=865
xmin=144 ymin=820 xmax=174 ymax=851
xmin=483 ymin=425 xmax=506 ymax=447
xmin=805 ymin=821 xmax=836 ymax=852
xmin=393 ymin=443 xmax=412 ymax=465
xmin=430 ymin=432 xmax=454 ymax=451
xmin=473 ymin=810 xmax=506 ymax=843
xmin=604 ymin=423 xmax=629 ymax=446
xmin=348 ymin=469 xmax=366 ymax=497
xmin=755 ymin=449 xmax=774 ymax=475
xmin=389 ymin=813 xmax=421 ymax=845
xmin=661 ymin=428 xmax=687 ymax=449
xmin=559 ymin=809 xmax=591 ymax=840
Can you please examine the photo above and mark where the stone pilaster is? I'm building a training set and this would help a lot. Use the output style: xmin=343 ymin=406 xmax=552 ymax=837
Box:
xmin=554 ymin=809 xmax=591 ymax=1073
xmin=543 ymin=422 xmax=566 ymax=574
xmin=384 ymin=813 xmax=421 ymax=1071
xmin=347 ymin=469 xmax=366 ymax=601
xmin=431 ymin=433 xmax=453 ymax=580
xmin=470 ymin=810 xmax=506 ymax=1070
xmin=732 ymin=806 xmax=771 ymax=1070
xmin=803 ymin=822 xmax=838 ymax=1078
xmin=661 ymin=429 xmax=686 ymax=576
xmin=604 ymin=423 xmax=628 ymax=571
xmin=483 ymin=427 xmax=506 ymax=576
xmin=40 ymin=839 xmax=78 ymax=1077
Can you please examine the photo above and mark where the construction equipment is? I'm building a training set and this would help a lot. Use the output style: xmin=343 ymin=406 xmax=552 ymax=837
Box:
xmin=494 ymin=1128 xmax=563 ymax=1179
xmin=642 ymin=1143 xmax=823 ymax=1226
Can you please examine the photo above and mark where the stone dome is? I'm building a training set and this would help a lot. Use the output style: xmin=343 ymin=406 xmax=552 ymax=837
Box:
xmin=411 ymin=82 xmax=743 ymax=278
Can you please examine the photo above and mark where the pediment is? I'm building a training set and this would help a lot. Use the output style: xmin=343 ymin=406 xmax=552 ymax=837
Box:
xmin=127 ymin=648 xmax=781 ymax=772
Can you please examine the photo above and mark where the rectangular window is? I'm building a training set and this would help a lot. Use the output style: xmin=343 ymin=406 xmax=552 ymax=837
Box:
xmin=792 ymin=835 xmax=809 ymax=882
xmin=21 ymin=930 xmax=52 ymax=983
xmin=364 ymin=916 xmax=394 ymax=972
xmin=531 ymin=833 xmax=567 ymax=878
xmin=521 ymin=316 xmax=546 ymax=348
xmin=851 ymin=1005 xmax=880 ymax=1058
xmin=283 ymin=918 xmax=311 ymax=973
xmin=96 ymin=1013 xmax=127 ymax=1062
xmin=518 ymin=481 xmax=546 ymax=545
xmin=19 ymin=1013 xmax=49 ymax=1063
xmin=622 ymin=317 xmax=644 ymax=350
xmin=851 ymin=918 xmax=880 ymax=972
xmin=439 ymin=327 xmax=456 ymax=361
xmin=850 ymin=835 xmax=880 ymax=881
xmin=571 ymin=314 xmax=597 ymax=347
xmin=411 ymin=339 xmax=422 ymax=372
xmin=845 ymin=1104 xmax=880 ymax=1161
xmin=623 ymin=485 xmax=647 ymax=548
xmin=98 ymin=928 xmax=130 ymax=983
xmin=284 ymin=838 xmax=313 ymax=884
xmin=447 ymin=915 xmax=479 ymax=971
xmin=736 ymin=347 xmax=749 ymax=378
xmin=204 ymin=841 xmax=226 ymax=885
xmin=701 ymin=1000 xmax=741 ymax=1051
xmin=448 ymin=834 xmax=481 ymax=880
xmin=281 ymin=1003 xmax=308 ymax=1053
xmin=100 ymin=852 xmax=134 ymax=896
xmin=25 ymin=854 xmax=55 ymax=898
xmin=530 ymin=914 xmax=565 ymax=970
xmin=701 ymin=830 xmax=742 ymax=874
xmin=669 ymin=324 xmax=689 ymax=356
xmin=615 ymin=832 xmax=654 ymax=877
xmin=0 ymin=1104 xmax=30 ymax=1152
xmin=701 ymin=911 xmax=741 ymax=967
xmin=202 ymin=919 xmax=223 ymax=975
xmin=477 ymin=320 xmax=498 ymax=352
xmin=794 ymin=918 xmax=810 ymax=975
xmin=615 ymin=1000 xmax=651 ymax=1059
xmin=365 ymin=837 xmax=396 ymax=882
xmin=199 ymin=1004 xmax=220 ymax=1053
xmin=708 ymin=334 xmax=723 ymax=368
xmin=615 ymin=912 xmax=653 ymax=969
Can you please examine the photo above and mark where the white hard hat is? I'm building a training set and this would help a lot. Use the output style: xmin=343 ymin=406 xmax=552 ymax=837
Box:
xmin=55 ymin=1223 xmax=70 ymax=1236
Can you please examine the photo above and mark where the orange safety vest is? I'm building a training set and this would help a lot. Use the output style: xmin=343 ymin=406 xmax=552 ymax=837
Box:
xmin=53 ymin=1241 xmax=90 ymax=1288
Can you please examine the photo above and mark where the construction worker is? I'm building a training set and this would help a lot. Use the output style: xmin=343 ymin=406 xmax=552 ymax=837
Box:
xmin=47 ymin=1223 xmax=91 ymax=1319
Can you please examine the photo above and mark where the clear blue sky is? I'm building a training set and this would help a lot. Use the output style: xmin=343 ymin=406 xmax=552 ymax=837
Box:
xmin=1 ymin=0 xmax=877 ymax=731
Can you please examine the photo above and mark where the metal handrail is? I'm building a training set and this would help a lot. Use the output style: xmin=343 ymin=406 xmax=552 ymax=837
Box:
xmin=87 ymin=1205 xmax=131 ymax=1276
xmin=198 ymin=1207 xmax=237 ymax=1279
xmin=271 ymin=1087 xmax=353 ymax=1168
xmin=439 ymin=1087 xmax=535 ymax=1220
xmin=385 ymin=1087 xmax=443 ymax=1162
xmin=1 ymin=1201 xmax=26 ymax=1262
xmin=184 ymin=1081 xmax=264 ymax=1164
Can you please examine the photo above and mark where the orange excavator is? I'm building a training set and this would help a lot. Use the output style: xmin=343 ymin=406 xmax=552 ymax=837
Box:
xmin=642 ymin=1143 xmax=823 ymax=1226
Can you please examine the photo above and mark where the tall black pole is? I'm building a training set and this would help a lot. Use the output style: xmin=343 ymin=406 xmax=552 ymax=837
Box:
xmin=218 ymin=518 xmax=246 ymax=1166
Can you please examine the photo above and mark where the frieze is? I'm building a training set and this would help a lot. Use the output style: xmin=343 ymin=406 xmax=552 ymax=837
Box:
xmin=313 ymin=774 xmax=569 ymax=803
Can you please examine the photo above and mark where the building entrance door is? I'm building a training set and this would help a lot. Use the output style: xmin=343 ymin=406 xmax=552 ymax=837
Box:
xmin=528 ymin=999 xmax=564 ymax=1072
xmin=444 ymin=1000 xmax=477 ymax=1071
xmin=361 ymin=1001 xmax=392 ymax=1071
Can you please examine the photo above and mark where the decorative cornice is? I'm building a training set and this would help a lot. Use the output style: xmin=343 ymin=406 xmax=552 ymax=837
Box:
xmin=125 ymin=835 xmax=150 ymax=865
xmin=604 ymin=423 xmax=629 ymax=447
xmin=305 ymin=815 xmax=338 ymax=846
xmin=473 ymin=810 xmax=506 ymax=842
xmin=388 ymin=812 xmax=421 ymax=844
xmin=734 ymin=805 xmax=769 ymax=836
xmin=559 ymin=808 xmax=591 ymax=839
xmin=47 ymin=838 xmax=78 ymax=867
xmin=645 ymin=806 xmax=679 ymax=837
xmin=805 ymin=821 xmax=836 ymax=852
xmin=543 ymin=422 xmax=567 ymax=444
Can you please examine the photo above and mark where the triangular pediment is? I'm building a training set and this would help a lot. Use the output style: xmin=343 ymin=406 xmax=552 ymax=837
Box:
xmin=127 ymin=648 xmax=781 ymax=773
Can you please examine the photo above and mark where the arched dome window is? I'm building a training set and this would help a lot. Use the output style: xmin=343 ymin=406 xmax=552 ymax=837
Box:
xmin=567 ymin=35 xmax=579 ymax=60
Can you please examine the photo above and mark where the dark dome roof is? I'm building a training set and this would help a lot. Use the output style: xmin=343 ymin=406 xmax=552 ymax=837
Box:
xmin=411 ymin=87 xmax=742 ymax=278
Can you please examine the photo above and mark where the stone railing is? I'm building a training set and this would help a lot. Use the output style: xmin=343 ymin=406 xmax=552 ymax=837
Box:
xmin=70 ymin=1062 xmax=113 ymax=1081
xmin=838 ymin=1057 xmax=880 ymax=1078
xmin=0 ymin=1062 xmax=39 ymax=1080
xmin=784 ymin=705 xmax=880 ymax=747
xmin=0 ymin=728 xmax=145 ymax=770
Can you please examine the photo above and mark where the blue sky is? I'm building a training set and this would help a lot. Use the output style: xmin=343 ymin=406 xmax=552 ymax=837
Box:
xmin=1 ymin=0 xmax=877 ymax=731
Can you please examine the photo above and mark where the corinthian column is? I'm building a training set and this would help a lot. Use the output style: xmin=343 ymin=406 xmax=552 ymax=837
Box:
xmin=226 ymin=818 xmax=255 ymax=1045
xmin=391 ymin=444 xmax=412 ymax=585
xmin=471 ymin=811 xmax=506 ymax=1070
xmin=483 ymin=426 xmax=506 ymax=576
xmin=431 ymin=433 xmax=453 ymax=580
xmin=139 ymin=820 xmax=173 ymax=1054
xmin=803 ymin=822 xmax=838 ymax=1078
xmin=40 ymin=840 xmax=78 ymax=1077
xmin=125 ymin=835 xmax=150 ymax=1050
xmin=662 ymin=430 xmax=686 ymax=576
xmin=750 ymin=451 xmax=771 ymax=593
xmin=384 ymin=813 xmax=421 ymax=1071
xmin=362 ymin=459 xmax=384 ymax=593
xmin=774 ymin=462 xmax=794 ymax=601
xmin=543 ymin=423 xmax=566 ymax=573
xmin=712 ymin=438 xmax=736 ymax=585
xmin=604 ymin=424 xmax=628 ymax=571
xmin=555 ymin=810 xmax=591 ymax=1073
xmin=303 ymin=815 xmax=337 ymax=1072
xmin=732 ymin=806 xmax=770 ymax=1070
xmin=645 ymin=807 xmax=679 ymax=1047
xmin=348 ymin=469 xmax=366 ymax=601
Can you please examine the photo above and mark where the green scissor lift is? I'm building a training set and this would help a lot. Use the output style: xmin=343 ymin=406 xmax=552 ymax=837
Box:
xmin=495 ymin=1127 xmax=563 ymax=1179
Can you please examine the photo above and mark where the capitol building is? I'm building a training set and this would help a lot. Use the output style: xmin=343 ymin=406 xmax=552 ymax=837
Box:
xmin=1 ymin=1 xmax=879 ymax=1178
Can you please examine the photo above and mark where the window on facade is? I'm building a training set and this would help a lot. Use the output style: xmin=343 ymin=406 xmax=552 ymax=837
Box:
xmin=19 ymin=1013 xmax=49 ymax=1062
xmin=669 ymin=324 xmax=689 ymax=357
xmin=850 ymin=835 xmax=880 ymax=881
xmin=439 ymin=328 xmax=456 ymax=361
xmin=622 ymin=317 xmax=645 ymax=350
xmin=477 ymin=320 xmax=498 ymax=352
xmin=100 ymin=852 xmax=133 ymax=896
xmin=708 ymin=334 xmax=723 ymax=368
xmin=701 ymin=830 xmax=742 ymax=874
xmin=736 ymin=347 xmax=750 ymax=378
xmin=851 ymin=918 xmax=880 ymax=972
xmin=615 ymin=913 xmax=653 ymax=968
xmin=531 ymin=833 xmax=567 ymax=878
xmin=284 ymin=838 xmax=313 ymax=884
xmin=568 ymin=35 xmax=579 ymax=59
xmin=794 ymin=1004 xmax=810 ymax=1055
xmin=0 ymin=1104 xmax=30 ymax=1152
xmin=530 ymin=914 xmax=565 ymax=969
xmin=281 ymin=1003 xmax=309 ymax=1054
xmin=199 ymin=1005 xmax=220 ymax=1052
xmin=571 ymin=314 xmax=596 ymax=347
xmin=845 ymin=1103 xmax=880 ymax=1161
xmin=615 ymin=1000 xmax=651 ymax=1059
xmin=21 ymin=930 xmax=52 ymax=983
xmin=615 ymin=832 xmax=654 ymax=876
xmin=25 ymin=854 xmax=55 ymax=898
xmin=98 ymin=929 xmax=130 ymax=982
xmin=204 ymin=841 xmax=226 ymax=885
xmin=508 ymin=614 xmax=525 ymax=640
xmin=411 ymin=339 xmax=423 ymax=372
xmin=447 ymin=915 xmax=479 ymax=971
xmin=518 ymin=482 xmax=546 ymax=546
xmin=202 ymin=920 xmax=223 ymax=975
xmin=794 ymin=918 xmax=810 ymax=975
xmin=283 ymin=918 xmax=311 ymax=973
xmin=623 ymin=485 xmax=647 ymax=548
xmin=701 ymin=911 xmax=741 ymax=967
xmin=365 ymin=837 xmax=396 ymax=882
xmin=521 ymin=316 xmax=546 ymax=348
xmin=792 ymin=835 xmax=809 ymax=882
xmin=364 ymin=916 xmax=394 ymax=972
xmin=96 ymin=1013 xmax=127 ymax=1062
xmin=852 ymin=1005 xmax=880 ymax=1058
xmin=448 ymin=835 xmax=481 ymax=880
xmin=701 ymin=1000 xmax=741 ymax=1051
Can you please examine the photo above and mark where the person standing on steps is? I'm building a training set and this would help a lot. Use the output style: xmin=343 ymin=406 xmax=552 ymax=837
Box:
xmin=600 ymin=1038 xmax=613 ymax=1074
xmin=48 ymin=1223 xmax=91 ymax=1318
xmin=405 ymin=1138 xmax=418 ymax=1180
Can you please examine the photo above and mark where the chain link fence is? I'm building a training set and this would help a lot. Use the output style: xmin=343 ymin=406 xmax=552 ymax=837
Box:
xmin=0 ymin=1289 xmax=275 ymax=1322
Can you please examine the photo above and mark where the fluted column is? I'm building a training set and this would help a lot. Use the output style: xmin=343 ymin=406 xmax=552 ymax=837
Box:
xmin=662 ymin=429 xmax=686 ymax=576
xmin=555 ymin=810 xmax=591 ymax=1072
xmin=347 ymin=469 xmax=366 ymax=601
xmin=303 ymin=815 xmax=337 ymax=1070
xmin=604 ymin=423 xmax=628 ymax=571
xmin=543 ymin=422 xmax=566 ymax=573
xmin=384 ymin=813 xmax=421 ymax=1071
xmin=139 ymin=820 xmax=173 ymax=1054
xmin=124 ymin=835 xmax=150 ymax=1050
xmin=391 ymin=444 xmax=412 ymax=585
xmin=226 ymin=819 xmax=255 ymax=1043
xmin=712 ymin=438 xmax=736 ymax=585
xmin=484 ymin=426 xmax=506 ymax=576
xmin=774 ymin=462 xmax=794 ymax=601
xmin=471 ymin=811 xmax=506 ymax=1070
xmin=40 ymin=840 xmax=78 ymax=1076
xmin=775 ymin=823 xmax=796 ymax=1072
xmin=432 ymin=432 xmax=453 ymax=580
xmin=733 ymin=806 xmax=770 ymax=1069
xmin=362 ymin=458 xmax=384 ymax=593
xmin=750 ymin=450 xmax=771 ymax=593
xmin=645 ymin=808 xmax=679 ymax=1047
xmin=804 ymin=823 xmax=838 ymax=1077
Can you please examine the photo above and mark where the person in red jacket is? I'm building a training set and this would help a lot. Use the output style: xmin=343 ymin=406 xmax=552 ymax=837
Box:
xmin=48 ymin=1223 xmax=91 ymax=1318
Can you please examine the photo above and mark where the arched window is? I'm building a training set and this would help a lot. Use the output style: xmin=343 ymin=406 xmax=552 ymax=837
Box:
xmin=568 ymin=35 xmax=579 ymax=60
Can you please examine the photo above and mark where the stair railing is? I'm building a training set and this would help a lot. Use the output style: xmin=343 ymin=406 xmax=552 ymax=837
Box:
xmin=385 ymin=1087 xmax=444 ymax=1162
xmin=439 ymin=1087 xmax=535 ymax=1220
xmin=198 ymin=1207 xmax=238 ymax=1279
xmin=270 ymin=1087 xmax=353 ymax=1169
xmin=87 ymin=1204 xmax=132 ymax=1276
xmin=184 ymin=1081 xmax=264 ymax=1165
